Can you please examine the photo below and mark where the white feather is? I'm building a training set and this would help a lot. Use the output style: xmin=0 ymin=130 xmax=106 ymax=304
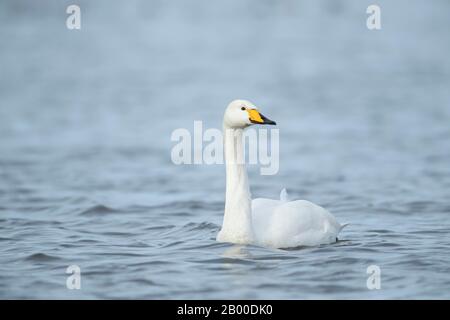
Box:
xmin=216 ymin=100 xmax=347 ymax=248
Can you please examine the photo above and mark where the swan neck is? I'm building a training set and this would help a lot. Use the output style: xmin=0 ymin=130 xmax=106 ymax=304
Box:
xmin=218 ymin=124 xmax=254 ymax=243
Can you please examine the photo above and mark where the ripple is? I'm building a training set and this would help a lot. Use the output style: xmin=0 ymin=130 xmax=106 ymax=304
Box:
xmin=192 ymin=257 xmax=255 ymax=265
xmin=182 ymin=221 xmax=218 ymax=231
xmin=24 ymin=253 xmax=61 ymax=262
xmin=79 ymin=204 xmax=119 ymax=216
xmin=148 ymin=201 xmax=223 ymax=213
xmin=368 ymin=229 xmax=394 ymax=234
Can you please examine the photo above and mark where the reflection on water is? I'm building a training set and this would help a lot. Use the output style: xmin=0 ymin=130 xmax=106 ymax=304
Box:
xmin=0 ymin=0 xmax=450 ymax=299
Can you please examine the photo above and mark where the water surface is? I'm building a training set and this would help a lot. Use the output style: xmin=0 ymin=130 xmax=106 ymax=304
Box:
xmin=0 ymin=0 xmax=450 ymax=299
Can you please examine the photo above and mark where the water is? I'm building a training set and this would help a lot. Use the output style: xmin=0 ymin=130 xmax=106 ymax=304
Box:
xmin=1 ymin=0 xmax=450 ymax=299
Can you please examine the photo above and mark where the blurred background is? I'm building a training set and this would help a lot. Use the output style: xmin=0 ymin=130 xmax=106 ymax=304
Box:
xmin=0 ymin=0 xmax=449 ymax=299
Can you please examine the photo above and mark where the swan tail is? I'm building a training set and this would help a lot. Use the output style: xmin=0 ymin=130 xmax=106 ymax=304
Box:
xmin=339 ymin=223 xmax=350 ymax=231
xmin=280 ymin=188 xmax=289 ymax=202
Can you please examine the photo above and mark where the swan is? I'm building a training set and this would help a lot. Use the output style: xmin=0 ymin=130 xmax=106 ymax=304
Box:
xmin=216 ymin=99 xmax=348 ymax=249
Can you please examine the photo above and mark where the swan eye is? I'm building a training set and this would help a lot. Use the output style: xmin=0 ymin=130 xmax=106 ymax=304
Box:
xmin=241 ymin=107 xmax=246 ymax=111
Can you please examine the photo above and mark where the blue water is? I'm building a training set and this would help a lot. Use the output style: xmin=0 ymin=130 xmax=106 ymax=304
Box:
xmin=1 ymin=0 xmax=450 ymax=299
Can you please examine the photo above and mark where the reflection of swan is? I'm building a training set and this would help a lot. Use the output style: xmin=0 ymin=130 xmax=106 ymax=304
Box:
xmin=221 ymin=245 xmax=250 ymax=259
xmin=217 ymin=100 xmax=348 ymax=249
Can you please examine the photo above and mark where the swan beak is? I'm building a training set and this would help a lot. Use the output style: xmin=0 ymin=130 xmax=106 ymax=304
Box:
xmin=248 ymin=109 xmax=277 ymax=125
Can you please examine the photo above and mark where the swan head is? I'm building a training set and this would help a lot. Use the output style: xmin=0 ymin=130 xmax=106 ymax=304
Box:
xmin=223 ymin=99 xmax=276 ymax=129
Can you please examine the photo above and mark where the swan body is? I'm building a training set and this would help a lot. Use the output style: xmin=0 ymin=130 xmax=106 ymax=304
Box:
xmin=216 ymin=99 xmax=347 ymax=249
xmin=252 ymin=190 xmax=346 ymax=248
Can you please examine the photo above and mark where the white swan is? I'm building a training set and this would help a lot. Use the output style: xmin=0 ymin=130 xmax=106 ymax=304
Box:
xmin=216 ymin=99 xmax=347 ymax=249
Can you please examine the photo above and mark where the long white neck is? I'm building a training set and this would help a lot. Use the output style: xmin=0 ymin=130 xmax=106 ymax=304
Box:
xmin=217 ymin=124 xmax=254 ymax=244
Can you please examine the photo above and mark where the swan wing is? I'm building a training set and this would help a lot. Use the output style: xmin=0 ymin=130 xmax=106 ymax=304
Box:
xmin=251 ymin=197 xmax=280 ymax=234
xmin=250 ymin=188 xmax=289 ymax=232
xmin=252 ymin=195 xmax=344 ymax=248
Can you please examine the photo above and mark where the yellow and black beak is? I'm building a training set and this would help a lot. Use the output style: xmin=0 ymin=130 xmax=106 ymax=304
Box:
xmin=247 ymin=109 xmax=276 ymax=125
